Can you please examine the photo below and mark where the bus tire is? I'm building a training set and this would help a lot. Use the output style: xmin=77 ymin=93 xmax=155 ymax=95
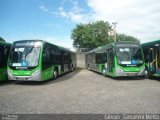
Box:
xmin=88 ymin=64 xmax=91 ymax=71
xmin=53 ymin=68 xmax=58 ymax=79
xmin=71 ymin=64 xmax=74 ymax=71
xmin=145 ymin=69 xmax=149 ymax=79
xmin=102 ymin=67 xmax=106 ymax=77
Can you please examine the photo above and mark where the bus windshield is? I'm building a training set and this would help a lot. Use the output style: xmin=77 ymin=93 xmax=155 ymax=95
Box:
xmin=9 ymin=42 xmax=41 ymax=68
xmin=116 ymin=46 xmax=143 ymax=66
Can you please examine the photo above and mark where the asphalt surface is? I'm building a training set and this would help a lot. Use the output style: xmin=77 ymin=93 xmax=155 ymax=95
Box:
xmin=0 ymin=69 xmax=160 ymax=114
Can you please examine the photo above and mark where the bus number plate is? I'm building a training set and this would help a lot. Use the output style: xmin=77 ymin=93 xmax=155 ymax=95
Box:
xmin=128 ymin=73 xmax=135 ymax=76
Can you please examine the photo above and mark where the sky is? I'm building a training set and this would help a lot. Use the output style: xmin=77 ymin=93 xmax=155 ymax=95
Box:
xmin=0 ymin=0 xmax=160 ymax=50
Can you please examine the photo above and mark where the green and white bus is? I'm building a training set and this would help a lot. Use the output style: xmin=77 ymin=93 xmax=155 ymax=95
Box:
xmin=141 ymin=40 xmax=160 ymax=77
xmin=0 ymin=42 xmax=11 ymax=81
xmin=86 ymin=41 xmax=145 ymax=77
xmin=7 ymin=40 xmax=76 ymax=81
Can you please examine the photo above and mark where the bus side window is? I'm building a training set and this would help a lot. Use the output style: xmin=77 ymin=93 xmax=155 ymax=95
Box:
xmin=68 ymin=53 xmax=72 ymax=63
xmin=158 ymin=46 xmax=160 ymax=68
xmin=64 ymin=52 xmax=69 ymax=64
xmin=13 ymin=51 xmax=19 ymax=63
xmin=103 ymin=52 xmax=107 ymax=63
xmin=42 ymin=50 xmax=47 ymax=69
xmin=96 ymin=53 xmax=99 ymax=63
xmin=143 ymin=48 xmax=149 ymax=63
xmin=47 ymin=48 xmax=52 ymax=66
xmin=50 ymin=48 xmax=55 ymax=64
xmin=50 ymin=46 xmax=61 ymax=64
xmin=92 ymin=53 xmax=96 ymax=63
xmin=0 ymin=46 xmax=4 ymax=67
xmin=108 ymin=48 xmax=114 ymax=72
xmin=42 ymin=46 xmax=51 ymax=69
xmin=4 ymin=46 xmax=10 ymax=66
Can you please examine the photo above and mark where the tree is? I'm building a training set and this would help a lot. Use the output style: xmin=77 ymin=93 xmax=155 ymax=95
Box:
xmin=71 ymin=21 xmax=113 ymax=49
xmin=116 ymin=33 xmax=140 ymax=42
xmin=0 ymin=37 xmax=5 ymax=42
xmin=71 ymin=21 xmax=139 ymax=50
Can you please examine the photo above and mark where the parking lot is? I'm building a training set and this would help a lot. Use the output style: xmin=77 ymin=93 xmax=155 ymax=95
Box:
xmin=0 ymin=69 xmax=160 ymax=114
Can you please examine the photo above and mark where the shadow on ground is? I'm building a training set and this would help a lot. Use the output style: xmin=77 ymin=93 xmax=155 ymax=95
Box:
xmin=111 ymin=76 xmax=145 ymax=81
xmin=0 ymin=80 xmax=16 ymax=86
xmin=91 ymin=70 xmax=145 ymax=81
xmin=14 ymin=69 xmax=82 ymax=86
xmin=148 ymin=76 xmax=160 ymax=82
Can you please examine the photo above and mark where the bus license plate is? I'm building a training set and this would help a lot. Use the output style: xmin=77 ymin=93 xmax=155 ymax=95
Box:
xmin=128 ymin=73 xmax=135 ymax=76
xmin=19 ymin=77 xmax=26 ymax=80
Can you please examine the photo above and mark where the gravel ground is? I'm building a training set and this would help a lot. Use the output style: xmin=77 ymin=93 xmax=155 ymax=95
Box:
xmin=0 ymin=69 xmax=160 ymax=114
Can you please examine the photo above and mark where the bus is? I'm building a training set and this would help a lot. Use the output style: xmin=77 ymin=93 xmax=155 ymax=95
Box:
xmin=141 ymin=40 xmax=160 ymax=77
xmin=0 ymin=42 xmax=11 ymax=81
xmin=86 ymin=41 xmax=145 ymax=77
xmin=7 ymin=40 xmax=76 ymax=81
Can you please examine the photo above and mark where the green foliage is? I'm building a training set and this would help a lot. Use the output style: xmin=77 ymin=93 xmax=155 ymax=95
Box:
xmin=0 ymin=37 xmax=5 ymax=42
xmin=116 ymin=33 xmax=140 ymax=42
xmin=71 ymin=21 xmax=140 ymax=49
xmin=71 ymin=21 xmax=113 ymax=49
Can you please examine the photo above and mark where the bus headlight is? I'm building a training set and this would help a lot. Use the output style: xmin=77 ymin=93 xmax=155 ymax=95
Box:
xmin=116 ymin=68 xmax=123 ymax=72
xmin=32 ymin=69 xmax=41 ymax=76
xmin=139 ymin=67 xmax=145 ymax=75
xmin=7 ymin=69 xmax=15 ymax=80
xmin=31 ymin=69 xmax=41 ymax=81
xmin=7 ymin=69 xmax=13 ymax=76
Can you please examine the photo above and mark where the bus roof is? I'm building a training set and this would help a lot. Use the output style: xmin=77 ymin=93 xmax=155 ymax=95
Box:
xmin=87 ymin=41 xmax=140 ymax=54
xmin=0 ymin=41 xmax=11 ymax=46
xmin=13 ymin=40 xmax=74 ymax=53
xmin=141 ymin=39 xmax=160 ymax=47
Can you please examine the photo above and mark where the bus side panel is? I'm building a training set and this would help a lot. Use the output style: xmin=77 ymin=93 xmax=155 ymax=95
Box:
xmin=0 ymin=68 xmax=7 ymax=81
xmin=0 ymin=43 xmax=11 ymax=81
xmin=98 ymin=64 xmax=105 ymax=73
xmin=41 ymin=67 xmax=53 ymax=81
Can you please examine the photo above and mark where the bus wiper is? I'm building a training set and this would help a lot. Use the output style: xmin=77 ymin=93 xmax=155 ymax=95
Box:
xmin=124 ymin=50 xmax=130 ymax=59
xmin=131 ymin=48 xmax=137 ymax=59
xmin=24 ymin=42 xmax=35 ymax=59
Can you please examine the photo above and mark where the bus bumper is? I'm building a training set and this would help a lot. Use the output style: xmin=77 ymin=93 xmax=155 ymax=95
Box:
xmin=7 ymin=70 xmax=42 ymax=81
xmin=115 ymin=67 xmax=145 ymax=77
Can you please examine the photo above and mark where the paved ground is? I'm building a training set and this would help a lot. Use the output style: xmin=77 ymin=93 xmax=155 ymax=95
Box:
xmin=0 ymin=69 xmax=160 ymax=114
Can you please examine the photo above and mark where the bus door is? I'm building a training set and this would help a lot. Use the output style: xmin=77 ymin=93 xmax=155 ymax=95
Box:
xmin=91 ymin=53 xmax=96 ymax=70
xmin=68 ymin=53 xmax=72 ymax=70
xmin=156 ymin=45 xmax=160 ymax=73
xmin=61 ymin=51 xmax=64 ymax=72
xmin=149 ymin=47 xmax=156 ymax=74
xmin=63 ymin=51 xmax=69 ymax=72
xmin=107 ymin=48 xmax=114 ymax=73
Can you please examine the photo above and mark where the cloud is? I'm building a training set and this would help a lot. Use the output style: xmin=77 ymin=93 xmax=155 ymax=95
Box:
xmin=58 ymin=7 xmax=69 ymax=18
xmin=38 ymin=0 xmax=160 ymax=43
xmin=39 ymin=5 xmax=49 ymax=12
xmin=56 ymin=0 xmax=160 ymax=42
xmin=86 ymin=0 xmax=160 ymax=42
xmin=55 ymin=0 xmax=90 ymax=23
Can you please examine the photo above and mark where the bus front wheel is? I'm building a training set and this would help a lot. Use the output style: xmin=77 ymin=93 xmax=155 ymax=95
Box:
xmin=88 ymin=64 xmax=91 ymax=71
xmin=71 ymin=65 xmax=74 ymax=71
xmin=102 ymin=67 xmax=106 ymax=77
xmin=53 ymin=69 xmax=58 ymax=79
xmin=145 ymin=69 xmax=149 ymax=79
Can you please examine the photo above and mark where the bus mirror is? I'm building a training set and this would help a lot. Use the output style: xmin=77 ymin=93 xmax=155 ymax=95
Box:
xmin=155 ymin=44 xmax=159 ymax=47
